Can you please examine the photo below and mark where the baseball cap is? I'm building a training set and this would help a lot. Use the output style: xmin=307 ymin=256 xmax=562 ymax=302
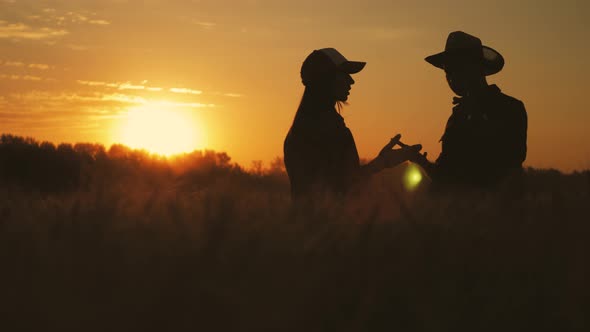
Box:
xmin=301 ymin=48 xmax=366 ymax=86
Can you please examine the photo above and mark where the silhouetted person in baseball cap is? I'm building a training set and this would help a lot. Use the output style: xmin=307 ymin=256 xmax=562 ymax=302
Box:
xmin=414 ymin=31 xmax=528 ymax=189
xmin=284 ymin=48 xmax=421 ymax=199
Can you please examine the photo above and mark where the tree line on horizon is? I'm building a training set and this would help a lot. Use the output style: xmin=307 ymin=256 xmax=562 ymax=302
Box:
xmin=0 ymin=134 xmax=287 ymax=193
xmin=1 ymin=133 xmax=588 ymax=196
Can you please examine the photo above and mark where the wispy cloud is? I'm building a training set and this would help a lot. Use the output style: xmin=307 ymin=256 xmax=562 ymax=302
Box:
xmin=26 ymin=9 xmax=111 ymax=27
xmin=67 ymin=44 xmax=91 ymax=51
xmin=78 ymin=80 xmax=208 ymax=96
xmin=2 ymin=60 xmax=52 ymax=70
xmin=22 ymin=75 xmax=42 ymax=81
xmin=76 ymin=80 xmax=108 ymax=87
xmin=224 ymin=93 xmax=244 ymax=98
xmin=0 ymin=21 xmax=68 ymax=40
xmin=157 ymin=100 xmax=215 ymax=108
xmin=10 ymin=91 xmax=146 ymax=104
xmin=212 ymin=91 xmax=245 ymax=98
xmin=170 ymin=87 xmax=202 ymax=95
xmin=0 ymin=74 xmax=52 ymax=81
xmin=88 ymin=19 xmax=110 ymax=26
xmin=65 ymin=12 xmax=88 ymax=24
xmin=101 ymin=93 xmax=147 ymax=104
xmin=118 ymin=82 xmax=146 ymax=90
xmin=77 ymin=80 xmax=162 ymax=91
xmin=73 ymin=80 xmax=228 ymax=106
xmin=3 ymin=60 xmax=24 ymax=67
xmin=29 ymin=63 xmax=51 ymax=70
xmin=8 ymin=91 xmax=215 ymax=109
xmin=192 ymin=20 xmax=216 ymax=29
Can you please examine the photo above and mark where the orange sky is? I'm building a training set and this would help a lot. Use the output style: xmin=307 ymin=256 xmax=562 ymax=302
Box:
xmin=1 ymin=0 xmax=589 ymax=171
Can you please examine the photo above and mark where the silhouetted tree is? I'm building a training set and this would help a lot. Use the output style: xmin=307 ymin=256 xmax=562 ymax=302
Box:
xmin=0 ymin=133 xmax=285 ymax=193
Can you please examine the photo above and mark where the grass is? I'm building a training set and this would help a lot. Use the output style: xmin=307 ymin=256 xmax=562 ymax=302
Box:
xmin=0 ymin=136 xmax=588 ymax=331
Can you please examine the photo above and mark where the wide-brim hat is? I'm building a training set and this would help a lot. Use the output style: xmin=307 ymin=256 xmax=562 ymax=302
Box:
xmin=301 ymin=48 xmax=366 ymax=86
xmin=425 ymin=31 xmax=504 ymax=76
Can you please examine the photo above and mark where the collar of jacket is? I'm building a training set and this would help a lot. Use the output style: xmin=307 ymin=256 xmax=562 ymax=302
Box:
xmin=452 ymin=84 xmax=501 ymax=105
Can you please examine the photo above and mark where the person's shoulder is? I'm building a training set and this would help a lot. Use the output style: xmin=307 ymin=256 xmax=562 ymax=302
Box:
xmin=289 ymin=113 xmax=340 ymax=144
xmin=490 ymin=86 xmax=527 ymax=129
xmin=490 ymin=85 xmax=527 ymax=118
xmin=493 ymin=85 xmax=525 ymax=108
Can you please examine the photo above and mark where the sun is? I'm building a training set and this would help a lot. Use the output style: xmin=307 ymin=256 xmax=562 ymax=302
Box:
xmin=117 ymin=103 xmax=203 ymax=156
xmin=402 ymin=163 xmax=424 ymax=191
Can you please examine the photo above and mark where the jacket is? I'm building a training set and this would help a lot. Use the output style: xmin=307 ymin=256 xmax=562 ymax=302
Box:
xmin=284 ymin=105 xmax=360 ymax=198
xmin=433 ymin=84 xmax=527 ymax=187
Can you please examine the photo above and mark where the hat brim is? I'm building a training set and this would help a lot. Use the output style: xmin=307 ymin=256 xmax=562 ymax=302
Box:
xmin=424 ymin=52 xmax=446 ymax=70
xmin=425 ymin=46 xmax=504 ymax=76
xmin=338 ymin=61 xmax=366 ymax=74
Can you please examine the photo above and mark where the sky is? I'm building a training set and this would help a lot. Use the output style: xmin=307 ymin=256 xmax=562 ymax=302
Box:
xmin=1 ymin=0 xmax=589 ymax=171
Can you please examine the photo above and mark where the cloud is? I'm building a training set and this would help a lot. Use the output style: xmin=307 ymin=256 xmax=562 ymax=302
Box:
xmin=8 ymin=91 xmax=215 ymax=109
xmin=67 ymin=44 xmax=90 ymax=51
xmin=77 ymin=80 xmax=202 ymax=95
xmin=2 ymin=61 xmax=52 ymax=70
xmin=0 ymin=74 xmax=52 ymax=81
xmin=65 ymin=12 xmax=89 ymax=24
xmin=118 ymin=82 xmax=146 ymax=90
xmin=22 ymin=75 xmax=42 ymax=81
xmin=29 ymin=63 xmax=50 ymax=70
xmin=0 ymin=21 xmax=68 ymax=40
xmin=77 ymin=80 xmax=107 ymax=86
xmin=10 ymin=91 xmax=146 ymax=104
xmin=77 ymin=80 xmax=163 ymax=91
xmin=224 ymin=93 xmax=244 ymax=98
xmin=192 ymin=20 xmax=216 ymax=29
xmin=170 ymin=87 xmax=202 ymax=95
xmin=101 ymin=93 xmax=147 ymax=104
xmin=211 ymin=91 xmax=244 ymax=98
xmin=88 ymin=19 xmax=110 ymax=25
xmin=72 ymin=81 xmax=215 ymax=108
xmin=3 ymin=61 xmax=24 ymax=67
xmin=157 ymin=101 xmax=215 ymax=108
xmin=18 ymin=8 xmax=110 ymax=29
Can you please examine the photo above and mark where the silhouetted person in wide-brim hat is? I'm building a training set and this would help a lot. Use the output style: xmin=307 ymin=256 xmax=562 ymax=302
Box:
xmin=413 ymin=31 xmax=528 ymax=190
xmin=425 ymin=30 xmax=505 ymax=77
xmin=284 ymin=48 xmax=421 ymax=200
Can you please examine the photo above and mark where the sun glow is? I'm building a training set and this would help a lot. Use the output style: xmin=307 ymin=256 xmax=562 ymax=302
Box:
xmin=403 ymin=163 xmax=424 ymax=191
xmin=117 ymin=103 xmax=203 ymax=156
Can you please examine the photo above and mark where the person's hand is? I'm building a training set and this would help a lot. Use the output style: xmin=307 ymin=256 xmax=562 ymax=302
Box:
xmin=408 ymin=150 xmax=430 ymax=167
xmin=377 ymin=134 xmax=423 ymax=168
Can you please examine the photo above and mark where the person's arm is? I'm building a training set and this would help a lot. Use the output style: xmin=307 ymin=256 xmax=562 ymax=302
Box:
xmin=509 ymin=101 xmax=528 ymax=166
xmin=490 ymin=99 xmax=528 ymax=170
xmin=359 ymin=156 xmax=387 ymax=177
xmin=360 ymin=134 xmax=423 ymax=177
xmin=410 ymin=152 xmax=437 ymax=176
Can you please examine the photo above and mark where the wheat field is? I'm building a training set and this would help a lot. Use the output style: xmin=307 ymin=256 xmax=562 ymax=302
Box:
xmin=0 ymin=135 xmax=588 ymax=331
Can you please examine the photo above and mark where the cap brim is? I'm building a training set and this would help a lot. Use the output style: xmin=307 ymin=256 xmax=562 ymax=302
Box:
xmin=338 ymin=61 xmax=366 ymax=74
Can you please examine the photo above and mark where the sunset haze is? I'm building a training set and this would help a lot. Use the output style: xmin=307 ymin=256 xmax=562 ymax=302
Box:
xmin=1 ymin=0 xmax=588 ymax=171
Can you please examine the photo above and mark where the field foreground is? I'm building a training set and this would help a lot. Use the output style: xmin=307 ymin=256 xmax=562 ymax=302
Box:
xmin=0 ymin=139 xmax=588 ymax=331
